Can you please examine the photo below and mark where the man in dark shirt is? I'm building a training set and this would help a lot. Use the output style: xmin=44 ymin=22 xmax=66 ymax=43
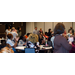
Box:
xmin=68 ymin=27 xmax=74 ymax=35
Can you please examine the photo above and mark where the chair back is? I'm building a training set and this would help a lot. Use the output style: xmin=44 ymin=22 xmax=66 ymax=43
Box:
xmin=25 ymin=48 xmax=35 ymax=53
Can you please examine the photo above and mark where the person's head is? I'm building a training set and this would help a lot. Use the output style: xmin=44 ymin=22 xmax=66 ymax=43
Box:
xmin=27 ymin=33 xmax=30 ymax=37
xmin=7 ymin=34 xmax=13 ymax=40
xmin=40 ymin=28 xmax=42 ymax=30
xmin=11 ymin=27 xmax=15 ymax=31
xmin=69 ymin=30 xmax=72 ymax=34
xmin=35 ymin=27 xmax=37 ymax=30
xmin=45 ymin=32 xmax=48 ymax=36
xmin=70 ymin=27 xmax=72 ymax=29
xmin=19 ymin=36 xmax=26 ymax=42
xmin=18 ymin=27 xmax=21 ymax=31
xmin=54 ymin=23 xmax=65 ymax=35
xmin=48 ymin=29 xmax=51 ymax=32
xmin=8 ymin=26 xmax=10 ymax=29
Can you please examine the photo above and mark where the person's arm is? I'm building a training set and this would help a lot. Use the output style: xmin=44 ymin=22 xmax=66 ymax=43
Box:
xmin=18 ymin=40 xmax=23 ymax=46
xmin=13 ymin=42 xmax=17 ymax=47
xmin=71 ymin=44 xmax=75 ymax=51
xmin=61 ymin=37 xmax=72 ymax=51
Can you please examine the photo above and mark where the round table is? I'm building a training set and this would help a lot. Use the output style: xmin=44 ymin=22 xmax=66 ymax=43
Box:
xmin=15 ymin=45 xmax=53 ymax=53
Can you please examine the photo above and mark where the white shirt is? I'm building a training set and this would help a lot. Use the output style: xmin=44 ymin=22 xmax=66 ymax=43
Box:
xmin=11 ymin=31 xmax=18 ymax=40
xmin=6 ymin=29 xmax=11 ymax=34
xmin=6 ymin=39 xmax=14 ymax=47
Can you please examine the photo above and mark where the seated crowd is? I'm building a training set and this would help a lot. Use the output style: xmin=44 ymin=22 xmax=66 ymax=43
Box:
xmin=0 ymin=23 xmax=75 ymax=53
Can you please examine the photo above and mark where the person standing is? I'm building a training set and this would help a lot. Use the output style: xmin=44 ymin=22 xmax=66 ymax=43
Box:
xmin=17 ymin=27 xmax=22 ymax=37
xmin=68 ymin=27 xmax=74 ymax=35
xmin=11 ymin=27 xmax=18 ymax=41
xmin=39 ymin=28 xmax=43 ymax=34
xmin=6 ymin=26 xmax=11 ymax=35
xmin=54 ymin=23 xmax=72 ymax=53
xmin=33 ymin=27 xmax=39 ymax=35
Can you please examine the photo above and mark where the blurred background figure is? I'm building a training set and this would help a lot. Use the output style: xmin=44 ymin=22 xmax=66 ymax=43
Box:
xmin=47 ymin=29 xmax=52 ymax=41
xmin=39 ymin=34 xmax=45 ymax=45
xmin=25 ymin=33 xmax=31 ymax=41
xmin=6 ymin=34 xmax=19 ymax=53
xmin=33 ymin=27 xmax=39 ymax=35
xmin=27 ymin=33 xmax=39 ymax=49
xmin=17 ymin=27 xmax=22 ymax=37
xmin=6 ymin=26 xmax=11 ymax=35
xmin=68 ymin=27 xmax=74 ymax=35
xmin=67 ymin=30 xmax=72 ymax=37
xmin=39 ymin=28 xmax=43 ymax=34
xmin=43 ymin=32 xmax=49 ymax=40
xmin=47 ymin=29 xmax=52 ymax=37
xmin=11 ymin=27 xmax=18 ymax=41
xmin=69 ymin=37 xmax=75 ymax=53
xmin=18 ymin=36 xmax=26 ymax=46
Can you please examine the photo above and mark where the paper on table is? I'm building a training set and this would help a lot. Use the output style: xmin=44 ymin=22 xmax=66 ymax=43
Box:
xmin=43 ymin=47 xmax=52 ymax=49
xmin=15 ymin=46 xmax=25 ymax=50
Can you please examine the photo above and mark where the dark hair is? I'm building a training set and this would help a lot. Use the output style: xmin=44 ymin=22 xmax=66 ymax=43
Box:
xmin=48 ymin=29 xmax=51 ymax=32
xmin=19 ymin=36 xmax=23 ymax=40
xmin=8 ymin=26 xmax=10 ymax=28
xmin=54 ymin=23 xmax=65 ymax=35
xmin=7 ymin=34 xmax=13 ymax=39
xmin=45 ymin=32 xmax=48 ymax=35
xmin=18 ymin=27 xmax=21 ymax=30
xmin=27 ymin=33 xmax=30 ymax=36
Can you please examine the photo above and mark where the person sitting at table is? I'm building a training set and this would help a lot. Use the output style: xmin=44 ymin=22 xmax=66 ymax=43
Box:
xmin=0 ymin=47 xmax=14 ymax=53
xmin=27 ymin=33 xmax=39 ymax=49
xmin=25 ymin=33 xmax=31 ymax=41
xmin=39 ymin=34 xmax=45 ymax=45
xmin=43 ymin=32 xmax=49 ymax=40
xmin=6 ymin=34 xmax=19 ymax=53
xmin=18 ymin=36 xmax=26 ymax=46
xmin=39 ymin=28 xmax=43 ymax=34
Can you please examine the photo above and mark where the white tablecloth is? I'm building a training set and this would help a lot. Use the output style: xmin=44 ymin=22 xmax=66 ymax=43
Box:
xmin=15 ymin=46 xmax=25 ymax=50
